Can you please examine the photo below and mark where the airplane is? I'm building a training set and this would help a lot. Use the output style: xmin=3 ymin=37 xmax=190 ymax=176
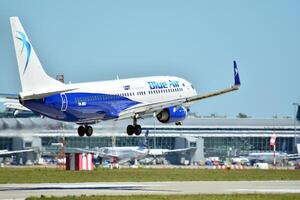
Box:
xmin=76 ymin=130 xmax=194 ymax=164
xmin=248 ymin=151 xmax=300 ymax=164
xmin=5 ymin=17 xmax=241 ymax=137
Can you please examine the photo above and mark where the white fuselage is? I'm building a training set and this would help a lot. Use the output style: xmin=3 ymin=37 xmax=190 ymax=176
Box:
xmin=24 ymin=76 xmax=197 ymax=122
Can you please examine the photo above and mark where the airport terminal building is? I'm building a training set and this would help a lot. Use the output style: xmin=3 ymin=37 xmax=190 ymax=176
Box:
xmin=0 ymin=113 xmax=299 ymax=164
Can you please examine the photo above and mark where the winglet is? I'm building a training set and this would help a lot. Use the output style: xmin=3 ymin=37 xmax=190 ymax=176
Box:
xmin=233 ymin=61 xmax=241 ymax=86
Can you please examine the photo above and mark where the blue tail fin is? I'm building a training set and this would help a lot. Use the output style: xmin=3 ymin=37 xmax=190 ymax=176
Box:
xmin=233 ymin=61 xmax=241 ymax=86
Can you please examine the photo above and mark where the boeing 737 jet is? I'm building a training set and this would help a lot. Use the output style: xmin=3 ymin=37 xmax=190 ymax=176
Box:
xmin=6 ymin=17 xmax=241 ymax=137
xmin=76 ymin=130 xmax=194 ymax=164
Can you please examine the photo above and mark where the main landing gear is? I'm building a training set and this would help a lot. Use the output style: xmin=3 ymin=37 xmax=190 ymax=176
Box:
xmin=126 ymin=116 xmax=142 ymax=136
xmin=126 ymin=124 xmax=142 ymax=136
xmin=77 ymin=125 xmax=93 ymax=137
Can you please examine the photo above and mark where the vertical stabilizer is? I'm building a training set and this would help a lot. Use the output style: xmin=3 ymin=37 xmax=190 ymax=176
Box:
xmin=10 ymin=17 xmax=63 ymax=92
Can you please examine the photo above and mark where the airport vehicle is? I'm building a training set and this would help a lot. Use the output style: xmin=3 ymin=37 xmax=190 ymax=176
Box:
xmin=230 ymin=157 xmax=250 ymax=165
xmin=6 ymin=17 xmax=241 ymax=137
xmin=253 ymin=162 xmax=269 ymax=169
xmin=78 ymin=130 xmax=193 ymax=164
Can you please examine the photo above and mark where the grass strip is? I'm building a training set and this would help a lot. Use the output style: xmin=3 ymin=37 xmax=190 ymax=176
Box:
xmin=0 ymin=168 xmax=299 ymax=184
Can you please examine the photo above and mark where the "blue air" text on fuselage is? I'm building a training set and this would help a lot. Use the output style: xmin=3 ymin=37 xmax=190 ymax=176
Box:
xmin=148 ymin=80 xmax=180 ymax=90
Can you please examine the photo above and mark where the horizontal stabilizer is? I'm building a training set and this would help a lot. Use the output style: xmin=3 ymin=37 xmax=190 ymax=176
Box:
xmin=19 ymin=86 xmax=78 ymax=100
xmin=0 ymin=93 xmax=19 ymax=100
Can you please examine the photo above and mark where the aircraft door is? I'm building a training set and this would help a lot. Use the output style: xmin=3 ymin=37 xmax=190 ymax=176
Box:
xmin=60 ymin=93 xmax=68 ymax=111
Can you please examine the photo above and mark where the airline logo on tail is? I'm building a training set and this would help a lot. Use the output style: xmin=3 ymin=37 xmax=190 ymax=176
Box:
xmin=16 ymin=31 xmax=31 ymax=74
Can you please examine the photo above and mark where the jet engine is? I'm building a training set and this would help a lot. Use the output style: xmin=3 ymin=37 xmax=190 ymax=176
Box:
xmin=156 ymin=106 xmax=188 ymax=124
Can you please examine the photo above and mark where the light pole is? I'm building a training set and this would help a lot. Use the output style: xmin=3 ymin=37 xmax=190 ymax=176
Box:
xmin=153 ymin=112 xmax=156 ymax=149
xmin=292 ymin=102 xmax=299 ymax=153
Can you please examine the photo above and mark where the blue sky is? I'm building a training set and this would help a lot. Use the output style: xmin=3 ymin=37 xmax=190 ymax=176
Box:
xmin=0 ymin=0 xmax=299 ymax=117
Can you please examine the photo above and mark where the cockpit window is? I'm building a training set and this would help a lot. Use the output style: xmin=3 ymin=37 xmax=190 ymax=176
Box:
xmin=191 ymin=84 xmax=194 ymax=89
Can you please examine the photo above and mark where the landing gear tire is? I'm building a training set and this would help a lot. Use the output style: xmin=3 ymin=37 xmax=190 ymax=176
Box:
xmin=127 ymin=124 xmax=142 ymax=136
xmin=134 ymin=125 xmax=142 ymax=135
xmin=127 ymin=115 xmax=143 ymax=136
xmin=86 ymin=125 xmax=93 ymax=137
xmin=175 ymin=121 xmax=183 ymax=126
xmin=127 ymin=125 xmax=135 ymax=136
xmin=78 ymin=126 xmax=85 ymax=137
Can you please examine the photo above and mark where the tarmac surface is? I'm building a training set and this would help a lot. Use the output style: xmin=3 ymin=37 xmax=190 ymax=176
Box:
xmin=0 ymin=181 xmax=299 ymax=200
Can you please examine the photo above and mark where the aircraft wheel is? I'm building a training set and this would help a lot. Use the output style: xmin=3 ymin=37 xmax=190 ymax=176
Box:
xmin=127 ymin=125 xmax=135 ymax=136
xmin=175 ymin=121 xmax=183 ymax=126
xmin=78 ymin=126 xmax=85 ymax=137
xmin=134 ymin=125 xmax=142 ymax=135
xmin=86 ymin=126 xmax=93 ymax=137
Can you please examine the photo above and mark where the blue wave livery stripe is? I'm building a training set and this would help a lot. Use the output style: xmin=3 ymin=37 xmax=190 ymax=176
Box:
xmin=16 ymin=31 xmax=31 ymax=74
xmin=22 ymin=92 xmax=142 ymax=122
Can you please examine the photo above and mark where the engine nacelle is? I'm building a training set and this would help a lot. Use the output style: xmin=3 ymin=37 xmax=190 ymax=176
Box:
xmin=156 ymin=106 xmax=188 ymax=124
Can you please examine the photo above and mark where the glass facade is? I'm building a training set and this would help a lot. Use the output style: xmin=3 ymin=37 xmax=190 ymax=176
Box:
xmin=41 ymin=135 xmax=295 ymax=158
xmin=204 ymin=137 xmax=294 ymax=158
xmin=41 ymin=136 xmax=176 ymax=150
xmin=0 ymin=137 xmax=13 ymax=150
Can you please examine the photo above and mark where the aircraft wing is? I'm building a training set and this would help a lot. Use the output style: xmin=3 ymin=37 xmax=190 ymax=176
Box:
xmin=2 ymin=100 xmax=30 ymax=112
xmin=72 ymin=148 xmax=122 ymax=161
xmin=0 ymin=96 xmax=31 ymax=114
xmin=148 ymin=148 xmax=195 ymax=156
xmin=285 ymin=154 xmax=300 ymax=160
xmin=0 ymin=149 xmax=34 ymax=156
xmin=99 ymin=153 xmax=131 ymax=164
xmin=118 ymin=61 xmax=240 ymax=120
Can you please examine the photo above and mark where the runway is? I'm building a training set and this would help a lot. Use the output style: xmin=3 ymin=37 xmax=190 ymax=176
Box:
xmin=0 ymin=181 xmax=299 ymax=200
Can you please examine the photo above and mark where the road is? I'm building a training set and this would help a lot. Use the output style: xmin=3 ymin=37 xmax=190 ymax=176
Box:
xmin=0 ymin=181 xmax=299 ymax=200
